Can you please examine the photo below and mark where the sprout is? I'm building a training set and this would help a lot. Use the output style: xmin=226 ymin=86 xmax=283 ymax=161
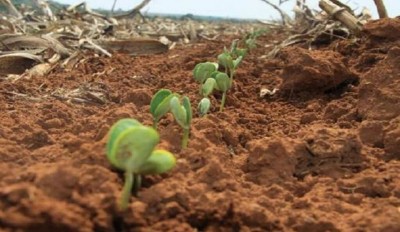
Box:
xmin=193 ymin=62 xmax=218 ymax=94
xmin=198 ymin=97 xmax=211 ymax=117
xmin=218 ymin=52 xmax=234 ymax=71
xmin=170 ymin=96 xmax=192 ymax=149
xmin=198 ymin=71 xmax=231 ymax=112
xmin=231 ymin=39 xmax=248 ymax=58
xmin=218 ymin=49 xmax=242 ymax=85
xmin=244 ymin=29 xmax=267 ymax=51
xmin=215 ymin=72 xmax=231 ymax=111
xmin=245 ymin=38 xmax=257 ymax=50
xmin=201 ymin=77 xmax=217 ymax=97
xmin=150 ymin=89 xmax=193 ymax=149
xmin=106 ymin=118 xmax=176 ymax=210
xmin=150 ymin=89 xmax=177 ymax=128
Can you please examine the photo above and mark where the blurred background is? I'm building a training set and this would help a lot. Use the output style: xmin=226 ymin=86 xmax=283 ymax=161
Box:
xmin=56 ymin=0 xmax=399 ymax=20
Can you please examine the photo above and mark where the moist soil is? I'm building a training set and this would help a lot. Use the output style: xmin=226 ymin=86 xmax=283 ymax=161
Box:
xmin=1 ymin=18 xmax=400 ymax=232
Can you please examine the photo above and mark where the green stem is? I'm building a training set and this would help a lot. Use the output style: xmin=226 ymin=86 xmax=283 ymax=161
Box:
xmin=153 ymin=120 xmax=158 ymax=129
xmin=220 ymin=92 xmax=227 ymax=112
xmin=181 ymin=127 xmax=190 ymax=149
xmin=119 ymin=171 xmax=134 ymax=210
xmin=229 ymin=68 xmax=234 ymax=86
xmin=132 ymin=174 xmax=142 ymax=196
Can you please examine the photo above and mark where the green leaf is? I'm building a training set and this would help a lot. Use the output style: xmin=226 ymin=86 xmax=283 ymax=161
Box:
xmin=210 ymin=71 xmax=219 ymax=79
xmin=218 ymin=53 xmax=234 ymax=70
xmin=198 ymin=97 xmax=211 ymax=116
xmin=230 ymin=39 xmax=239 ymax=54
xmin=182 ymin=96 xmax=192 ymax=126
xmin=138 ymin=149 xmax=176 ymax=175
xmin=106 ymin=120 xmax=159 ymax=172
xmin=150 ymin=90 xmax=178 ymax=124
xmin=193 ymin=62 xmax=217 ymax=83
xmin=201 ymin=78 xmax=216 ymax=97
xmin=150 ymin=89 xmax=172 ymax=115
xmin=153 ymin=93 xmax=177 ymax=123
xmin=106 ymin=118 xmax=141 ymax=167
xmin=210 ymin=62 xmax=219 ymax=70
xmin=233 ymin=56 xmax=244 ymax=69
xmin=246 ymin=38 xmax=257 ymax=50
xmin=170 ymin=96 xmax=187 ymax=129
xmin=215 ymin=72 xmax=231 ymax=92
xmin=235 ymin=49 xmax=247 ymax=58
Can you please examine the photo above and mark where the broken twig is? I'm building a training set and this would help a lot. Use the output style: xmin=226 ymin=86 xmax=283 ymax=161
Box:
xmin=373 ymin=0 xmax=388 ymax=19
xmin=319 ymin=0 xmax=362 ymax=33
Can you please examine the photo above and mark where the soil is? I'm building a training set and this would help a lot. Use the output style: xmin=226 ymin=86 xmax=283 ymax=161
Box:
xmin=1 ymin=18 xmax=400 ymax=232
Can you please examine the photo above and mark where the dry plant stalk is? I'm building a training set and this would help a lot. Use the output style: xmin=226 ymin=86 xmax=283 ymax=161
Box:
xmin=33 ymin=0 xmax=56 ymax=21
xmin=111 ymin=0 xmax=118 ymax=15
xmin=373 ymin=0 xmax=388 ymax=18
xmin=259 ymin=0 xmax=292 ymax=25
xmin=0 ymin=0 xmax=22 ymax=18
xmin=114 ymin=0 xmax=151 ymax=19
xmin=319 ymin=0 xmax=362 ymax=33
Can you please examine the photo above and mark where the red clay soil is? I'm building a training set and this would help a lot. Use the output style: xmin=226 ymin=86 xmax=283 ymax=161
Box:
xmin=1 ymin=18 xmax=400 ymax=232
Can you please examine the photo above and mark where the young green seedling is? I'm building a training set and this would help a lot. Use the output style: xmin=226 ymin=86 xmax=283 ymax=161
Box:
xmin=150 ymin=89 xmax=177 ymax=128
xmin=244 ymin=29 xmax=267 ymax=51
xmin=231 ymin=39 xmax=248 ymax=58
xmin=170 ymin=96 xmax=192 ymax=149
xmin=218 ymin=49 xmax=243 ymax=85
xmin=245 ymin=38 xmax=257 ymax=51
xmin=193 ymin=62 xmax=218 ymax=94
xmin=199 ymin=71 xmax=231 ymax=112
xmin=214 ymin=72 xmax=231 ymax=111
xmin=198 ymin=97 xmax=211 ymax=117
xmin=106 ymin=118 xmax=176 ymax=210
xmin=201 ymin=77 xmax=217 ymax=97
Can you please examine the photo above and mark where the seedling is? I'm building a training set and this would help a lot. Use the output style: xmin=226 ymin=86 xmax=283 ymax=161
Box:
xmin=150 ymin=89 xmax=177 ymax=128
xmin=150 ymin=89 xmax=193 ymax=149
xmin=198 ymin=97 xmax=211 ymax=117
xmin=201 ymin=77 xmax=217 ymax=97
xmin=245 ymin=38 xmax=257 ymax=51
xmin=244 ymin=29 xmax=267 ymax=51
xmin=193 ymin=62 xmax=218 ymax=93
xmin=106 ymin=118 xmax=176 ymax=210
xmin=218 ymin=48 xmax=243 ymax=85
xmin=199 ymin=71 xmax=231 ymax=112
xmin=170 ymin=96 xmax=192 ymax=149
xmin=231 ymin=39 xmax=248 ymax=58
xmin=214 ymin=72 xmax=231 ymax=111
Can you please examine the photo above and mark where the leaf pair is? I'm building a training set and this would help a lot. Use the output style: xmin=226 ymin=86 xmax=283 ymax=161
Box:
xmin=219 ymin=39 xmax=247 ymax=73
xmin=150 ymin=89 xmax=178 ymax=128
xmin=170 ymin=96 xmax=192 ymax=148
xmin=193 ymin=62 xmax=218 ymax=84
xmin=201 ymin=72 xmax=231 ymax=97
xmin=106 ymin=118 xmax=176 ymax=210
xmin=218 ymin=51 xmax=243 ymax=73
xmin=170 ymin=96 xmax=192 ymax=130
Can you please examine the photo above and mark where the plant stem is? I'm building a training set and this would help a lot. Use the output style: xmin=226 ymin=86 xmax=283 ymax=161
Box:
xmin=182 ymin=128 xmax=190 ymax=149
xmin=132 ymin=174 xmax=142 ymax=196
xmin=119 ymin=171 xmax=133 ymax=210
xmin=229 ymin=68 xmax=234 ymax=85
xmin=153 ymin=120 xmax=157 ymax=129
xmin=220 ymin=92 xmax=227 ymax=112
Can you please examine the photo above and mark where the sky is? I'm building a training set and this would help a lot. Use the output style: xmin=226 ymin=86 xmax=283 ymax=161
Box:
xmin=56 ymin=0 xmax=400 ymax=20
